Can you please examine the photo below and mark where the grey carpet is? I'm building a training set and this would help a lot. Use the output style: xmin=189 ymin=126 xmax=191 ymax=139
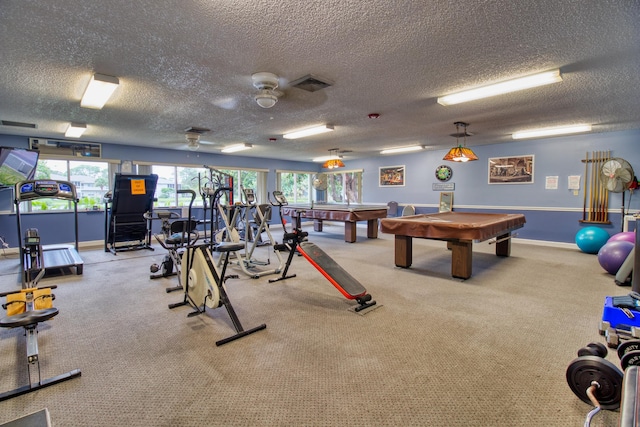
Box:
xmin=0 ymin=224 xmax=624 ymax=426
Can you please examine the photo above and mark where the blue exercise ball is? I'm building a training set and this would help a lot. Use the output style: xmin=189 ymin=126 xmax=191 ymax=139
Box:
xmin=575 ymin=227 xmax=610 ymax=254
xmin=598 ymin=240 xmax=634 ymax=275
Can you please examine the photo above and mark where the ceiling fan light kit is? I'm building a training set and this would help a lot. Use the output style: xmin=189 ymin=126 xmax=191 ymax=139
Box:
xmin=252 ymin=72 xmax=281 ymax=108
xmin=255 ymin=90 xmax=278 ymax=108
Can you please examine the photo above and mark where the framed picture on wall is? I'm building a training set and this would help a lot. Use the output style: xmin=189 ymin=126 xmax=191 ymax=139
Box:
xmin=488 ymin=155 xmax=534 ymax=184
xmin=379 ymin=165 xmax=405 ymax=187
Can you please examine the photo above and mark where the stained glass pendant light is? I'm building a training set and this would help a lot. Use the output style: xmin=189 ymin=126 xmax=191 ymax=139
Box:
xmin=443 ymin=122 xmax=478 ymax=162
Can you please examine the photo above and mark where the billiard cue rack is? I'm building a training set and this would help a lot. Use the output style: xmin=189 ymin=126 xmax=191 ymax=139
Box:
xmin=580 ymin=150 xmax=612 ymax=224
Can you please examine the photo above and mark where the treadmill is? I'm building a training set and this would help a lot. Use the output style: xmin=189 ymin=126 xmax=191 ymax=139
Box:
xmin=15 ymin=180 xmax=83 ymax=286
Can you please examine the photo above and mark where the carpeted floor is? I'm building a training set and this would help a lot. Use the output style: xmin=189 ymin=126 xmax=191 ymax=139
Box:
xmin=0 ymin=223 xmax=626 ymax=426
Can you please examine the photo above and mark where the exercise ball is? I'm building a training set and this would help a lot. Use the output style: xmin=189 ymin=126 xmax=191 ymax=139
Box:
xmin=608 ymin=231 xmax=636 ymax=244
xmin=598 ymin=240 xmax=634 ymax=275
xmin=575 ymin=227 xmax=610 ymax=254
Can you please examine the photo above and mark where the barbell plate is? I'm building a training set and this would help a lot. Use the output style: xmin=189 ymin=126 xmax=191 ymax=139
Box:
xmin=566 ymin=355 xmax=623 ymax=410
xmin=618 ymin=339 xmax=640 ymax=359
xmin=620 ymin=350 xmax=640 ymax=371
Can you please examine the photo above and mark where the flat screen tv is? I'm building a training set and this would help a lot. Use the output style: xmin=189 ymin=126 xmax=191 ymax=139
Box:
xmin=0 ymin=147 xmax=39 ymax=188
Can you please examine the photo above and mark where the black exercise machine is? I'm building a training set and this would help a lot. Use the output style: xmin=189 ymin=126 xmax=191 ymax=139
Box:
xmin=145 ymin=189 xmax=199 ymax=293
xmin=104 ymin=173 xmax=158 ymax=254
xmin=268 ymin=191 xmax=377 ymax=312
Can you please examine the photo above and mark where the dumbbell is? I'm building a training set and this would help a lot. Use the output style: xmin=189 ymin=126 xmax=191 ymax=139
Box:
xmin=577 ymin=342 xmax=608 ymax=358
xmin=617 ymin=339 xmax=640 ymax=370
xmin=566 ymin=342 xmax=623 ymax=410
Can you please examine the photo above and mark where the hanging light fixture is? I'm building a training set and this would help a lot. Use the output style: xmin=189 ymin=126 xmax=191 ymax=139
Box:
xmin=322 ymin=148 xmax=345 ymax=169
xmin=443 ymin=122 xmax=478 ymax=162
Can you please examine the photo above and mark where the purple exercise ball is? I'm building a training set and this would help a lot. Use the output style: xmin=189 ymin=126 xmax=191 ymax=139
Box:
xmin=608 ymin=231 xmax=636 ymax=244
xmin=597 ymin=240 xmax=634 ymax=275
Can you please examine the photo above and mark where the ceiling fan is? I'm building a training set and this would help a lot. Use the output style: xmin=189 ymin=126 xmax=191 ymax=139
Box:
xmin=251 ymin=72 xmax=284 ymax=108
xmin=167 ymin=127 xmax=215 ymax=151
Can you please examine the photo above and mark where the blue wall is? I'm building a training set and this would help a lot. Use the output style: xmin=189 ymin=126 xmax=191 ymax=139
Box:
xmin=1 ymin=128 xmax=639 ymax=247
xmin=352 ymin=129 xmax=640 ymax=242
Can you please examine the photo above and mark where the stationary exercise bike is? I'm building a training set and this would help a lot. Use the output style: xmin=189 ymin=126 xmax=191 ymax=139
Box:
xmin=268 ymin=191 xmax=377 ymax=312
xmin=0 ymin=234 xmax=81 ymax=401
xmin=169 ymin=186 xmax=266 ymax=346
xmin=145 ymin=189 xmax=199 ymax=293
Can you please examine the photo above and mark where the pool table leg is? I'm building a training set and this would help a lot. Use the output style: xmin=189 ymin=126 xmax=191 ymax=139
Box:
xmin=314 ymin=219 xmax=323 ymax=232
xmin=495 ymin=233 xmax=511 ymax=257
xmin=394 ymin=235 xmax=412 ymax=267
xmin=345 ymin=222 xmax=356 ymax=243
xmin=366 ymin=219 xmax=379 ymax=239
xmin=450 ymin=240 xmax=472 ymax=279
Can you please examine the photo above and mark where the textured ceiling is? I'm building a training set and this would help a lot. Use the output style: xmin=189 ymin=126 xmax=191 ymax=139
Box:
xmin=0 ymin=0 xmax=639 ymax=162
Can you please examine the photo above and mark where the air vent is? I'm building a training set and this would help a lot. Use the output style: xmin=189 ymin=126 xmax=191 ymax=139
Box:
xmin=1 ymin=120 xmax=37 ymax=129
xmin=184 ymin=126 xmax=210 ymax=134
xmin=289 ymin=74 xmax=333 ymax=92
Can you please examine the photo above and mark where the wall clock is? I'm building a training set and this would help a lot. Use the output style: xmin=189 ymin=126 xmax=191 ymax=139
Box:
xmin=435 ymin=165 xmax=453 ymax=182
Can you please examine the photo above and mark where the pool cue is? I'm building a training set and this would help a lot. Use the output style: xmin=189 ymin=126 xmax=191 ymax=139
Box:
xmin=595 ymin=150 xmax=600 ymax=222
xmin=582 ymin=152 xmax=588 ymax=221
xmin=590 ymin=150 xmax=596 ymax=221
xmin=597 ymin=150 xmax=604 ymax=222
xmin=603 ymin=150 xmax=610 ymax=222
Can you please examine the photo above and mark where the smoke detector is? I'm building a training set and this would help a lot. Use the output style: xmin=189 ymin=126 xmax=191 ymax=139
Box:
xmin=252 ymin=72 xmax=282 ymax=108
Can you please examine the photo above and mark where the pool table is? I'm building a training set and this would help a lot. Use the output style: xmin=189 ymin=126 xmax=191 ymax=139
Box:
xmin=379 ymin=211 xmax=526 ymax=279
xmin=280 ymin=204 xmax=388 ymax=243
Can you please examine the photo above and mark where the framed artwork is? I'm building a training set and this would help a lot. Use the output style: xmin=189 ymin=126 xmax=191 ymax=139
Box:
xmin=439 ymin=192 xmax=453 ymax=212
xmin=379 ymin=165 xmax=405 ymax=187
xmin=488 ymin=155 xmax=534 ymax=184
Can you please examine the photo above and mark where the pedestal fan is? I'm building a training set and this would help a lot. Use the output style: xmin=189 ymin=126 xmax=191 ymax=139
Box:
xmin=601 ymin=157 xmax=635 ymax=231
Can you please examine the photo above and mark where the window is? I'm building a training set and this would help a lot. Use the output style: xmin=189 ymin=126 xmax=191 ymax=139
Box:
xmin=152 ymin=165 xmax=208 ymax=207
xmin=216 ymin=168 xmax=258 ymax=203
xmin=326 ymin=170 xmax=362 ymax=204
xmin=275 ymin=170 xmax=363 ymax=204
xmin=277 ymin=171 xmax=311 ymax=204
xmin=27 ymin=159 xmax=109 ymax=211
xmin=151 ymin=165 xmax=260 ymax=207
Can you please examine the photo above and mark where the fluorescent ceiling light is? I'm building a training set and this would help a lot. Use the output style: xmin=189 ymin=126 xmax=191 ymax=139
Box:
xmin=81 ymin=73 xmax=120 ymax=109
xmin=65 ymin=122 xmax=87 ymax=138
xmin=283 ymin=124 xmax=334 ymax=139
xmin=312 ymin=155 xmax=343 ymax=162
xmin=221 ymin=143 xmax=252 ymax=153
xmin=437 ymin=69 xmax=562 ymax=106
xmin=380 ymin=146 xmax=424 ymax=154
xmin=512 ymin=124 xmax=592 ymax=139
